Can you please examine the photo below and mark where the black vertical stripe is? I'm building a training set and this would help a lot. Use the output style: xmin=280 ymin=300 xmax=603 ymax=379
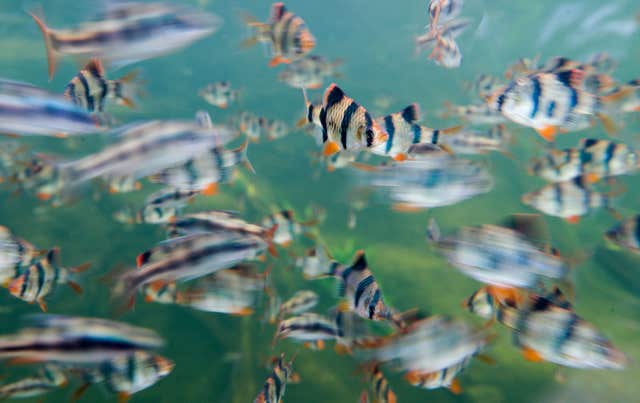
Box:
xmin=77 ymin=73 xmax=95 ymax=112
xmin=354 ymin=275 xmax=374 ymax=307
xmin=368 ymin=289 xmax=380 ymax=319
xmin=340 ymin=101 xmax=359 ymax=150
xmin=319 ymin=108 xmax=328 ymax=143
xmin=279 ymin=14 xmax=295 ymax=56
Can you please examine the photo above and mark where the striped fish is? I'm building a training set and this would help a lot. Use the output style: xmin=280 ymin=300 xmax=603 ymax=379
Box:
xmin=605 ymin=215 xmax=640 ymax=254
xmin=443 ymin=124 xmax=511 ymax=155
xmin=239 ymin=112 xmax=266 ymax=143
xmin=372 ymin=103 xmax=460 ymax=160
xmin=114 ymin=233 xmax=267 ymax=305
xmin=440 ymin=102 xmax=506 ymax=125
xmin=0 ymin=365 xmax=67 ymax=400
xmin=404 ymin=357 xmax=470 ymax=394
xmin=261 ymin=209 xmax=318 ymax=247
xmin=0 ymin=315 xmax=164 ymax=364
xmin=198 ymin=81 xmax=238 ymax=109
xmin=7 ymin=248 xmax=90 ymax=312
xmin=366 ymin=365 xmax=397 ymax=403
xmin=306 ymin=84 xmax=388 ymax=156
xmin=30 ymin=2 xmax=220 ymax=79
xmin=0 ymin=226 xmax=40 ymax=283
xmin=521 ymin=177 xmax=617 ymax=223
xmin=242 ymin=2 xmax=316 ymax=67
xmin=416 ymin=19 xmax=469 ymax=69
xmin=295 ymin=245 xmax=332 ymax=279
xmin=529 ymin=138 xmax=639 ymax=183
xmin=278 ymin=290 xmax=319 ymax=317
xmin=254 ymin=353 xmax=297 ymax=403
xmin=104 ymin=175 xmax=142 ymax=194
xmin=496 ymin=294 xmax=627 ymax=369
xmin=275 ymin=312 xmax=339 ymax=349
xmin=428 ymin=0 xmax=464 ymax=28
xmin=0 ymin=79 xmax=100 ymax=136
xmin=71 ymin=351 xmax=173 ymax=402
xmin=278 ymin=55 xmax=343 ymax=90
xmin=64 ymin=59 xmax=141 ymax=113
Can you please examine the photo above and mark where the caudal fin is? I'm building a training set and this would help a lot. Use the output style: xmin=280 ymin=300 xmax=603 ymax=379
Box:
xmin=28 ymin=10 xmax=57 ymax=80
xmin=117 ymin=70 xmax=145 ymax=109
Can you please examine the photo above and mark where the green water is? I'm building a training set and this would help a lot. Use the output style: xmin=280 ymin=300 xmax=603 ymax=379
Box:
xmin=1 ymin=0 xmax=639 ymax=402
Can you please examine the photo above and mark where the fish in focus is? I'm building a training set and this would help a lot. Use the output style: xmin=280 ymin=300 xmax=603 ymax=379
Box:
xmin=30 ymin=2 xmax=221 ymax=79
xmin=199 ymin=81 xmax=238 ymax=109
xmin=64 ymin=59 xmax=142 ymax=113
xmin=242 ymin=2 xmax=316 ymax=67
xmin=278 ymin=55 xmax=342 ymax=89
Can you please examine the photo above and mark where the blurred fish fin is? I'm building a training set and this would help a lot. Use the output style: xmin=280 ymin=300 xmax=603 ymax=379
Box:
xmin=118 ymin=69 xmax=144 ymax=109
xmin=536 ymin=126 xmax=557 ymax=142
xmin=28 ymin=9 xmax=57 ymax=80
xmin=38 ymin=299 xmax=48 ymax=312
xmin=67 ymin=281 xmax=83 ymax=295
xmin=522 ymin=347 xmax=545 ymax=362
xmin=269 ymin=56 xmax=290 ymax=67
xmin=565 ymin=215 xmax=580 ymax=224
xmin=70 ymin=262 xmax=91 ymax=273
xmin=440 ymin=125 xmax=464 ymax=135
xmin=392 ymin=203 xmax=424 ymax=213
xmin=400 ymin=103 xmax=421 ymax=123
xmin=71 ymin=383 xmax=91 ymax=402
xmin=117 ymin=392 xmax=130 ymax=403
xmin=323 ymin=141 xmax=340 ymax=156
xmin=449 ymin=378 xmax=463 ymax=394
xmin=426 ymin=218 xmax=441 ymax=243
xmin=596 ymin=113 xmax=617 ymax=136
xmin=475 ymin=353 xmax=496 ymax=365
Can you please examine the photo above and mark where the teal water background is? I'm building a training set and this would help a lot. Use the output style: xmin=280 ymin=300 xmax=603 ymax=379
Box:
xmin=1 ymin=0 xmax=639 ymax=402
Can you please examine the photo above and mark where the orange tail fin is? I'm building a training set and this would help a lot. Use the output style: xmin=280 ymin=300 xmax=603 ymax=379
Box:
xmin=29 ymin=11 xmax=57 ymax=80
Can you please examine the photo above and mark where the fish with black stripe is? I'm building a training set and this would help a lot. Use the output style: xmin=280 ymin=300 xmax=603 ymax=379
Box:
xmin=0 ymin=225 xmax=41 ymax=284
xmin=30 ymin=2 xmax=220 ymax=79
xmin=199 ymin=81 xmax=238 ymax=109
xmin=6 ymin=248 xmax=91 ymax=312
xmin=529 ymin=138 xmax=639 ymax=183
xmin=64 ymin=59 xmax=142 ymax=113
xmin=495 ymin=291 xmax=628 ymax=369
xmin=278 ymin=55 xmax=343 ymax=90
xmin=303 ymin=83 xmax=388 ymax=157
xmin=0 ymin=364 xmax=67 ymax=400
xmin=274 ymin=312 xmax=339 ymax=350
xmin=254 ymin=353 xmax=299 ymax=403
xmin=443 ymin=124 xmax=511 ymax=156
xmin=371 ymin=103 xmax=460 ymax=161
xmin=242 ymin=2 xmax=316 ymax=67
xmin=361 ymin=365 xmax=397 ymax=403
xmin=404 ymin=356 xmax=471 ymax=394
xmin=261 ymin=209 xmax=320 ymax=247
xmin=278 ymin=290 xmax=319 ymax=318
xmin=605 ymin=215 xmax=640 ymax=255
xmin=440 ymin=101 xmax=506 ymax=125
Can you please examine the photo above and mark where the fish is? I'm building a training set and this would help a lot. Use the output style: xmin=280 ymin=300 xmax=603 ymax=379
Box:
xmin=604 ymin=215 xmax=640 ymax=254
xmin=487 ymin=67 xmax=628 ymax=141
xmin=426 ymin=217 xmax=569 ymax=289
xmin=416 ymin=19 xmax=469 ymax=69
xmin=7 ymin=248 xmax=91 ymax=311
xmin=442 ymin=124 xmax=511 ymax=156
xmin=261 ymin=209 xmax=318 ymax=247
xmin=37 ymin=116 xmax=235 ymax=199
xmin=364 ymin=365 xmax=397 ymax=403
xmin=428 ymin=0 xmax=464 ymax=29
xmin=0 ymin=315 xmax=164 ymax=364
xmin=295 ymin=245 xmax=333 ymax=279
xmin=278 ymin=290 xmax=319 ymax=317
xmin=496 ymin=293 xmax=628 ymax=369
xmin=71 ymin=351 xmax=174 ymax=402
xmin=370 ymin=103 xmax=460 ymax=161
xmin=618 ymin=79 xmax=640 ymax=113
xmin=0 ymin=226 xmax=41 ymax=283
xmin=30 ymin=2 xmax=221 ymax=79
xmin=464 ymin=74 xmax=503 ymax=99
xmin=358 ymin=316 xmax=490 ymax=375
xmin=242 ymin=2 xmax=316 ymax=67
xmin=440 ymin=102 xmax=507 ymax=125
xmin=198 ymin=81 xmax=238 ymax=109
xmin=104 ymin=175 xmax=142 ymax=194
xmin=529 ymin=138 xmax=639 ymax=183
xmin=254 ymin=353 xmax=298 ymax=403
xmin=0 ymin=364 xmax=67 ymax=399
xmin=238 ymin=112 xmax=266 ymax=142
xmin=149 ymin=140 xmax=253 ymax=193
xmin=305 ymin=84 xmax=388 ymax=156
xmin=64 ymin=59 xmax=142 ymax=113
xmin=521 ymin=176 xmax=618 ymax=223
xmin=275 ymin=312 xmax=339 ymax=349
xmin=114 ymin=233 xmax=268 ymax=305
xmin=404 ymin=357 xmax=470 ymax=394
xmin=278 ymin=55 xmax=343 ymax=89
xmin=141 ymin=281 xmax=178 ymax=305
xmin=0 ymin=79 xmax=100 ymax=136
xmin=262 ymin=119 xmax=290 ymax=141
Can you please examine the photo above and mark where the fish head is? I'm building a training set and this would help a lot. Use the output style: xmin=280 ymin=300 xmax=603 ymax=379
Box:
xmin=487 ymin=77 xmax=532 ymax=116
xmin=154 ymin=355 xmax=175 ymax=377
xmin=464 ymin=288 xmax=495 ymax=319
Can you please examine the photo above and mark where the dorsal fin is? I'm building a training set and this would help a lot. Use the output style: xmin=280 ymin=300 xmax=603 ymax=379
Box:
xmin=350 ymin=250 xmax=368 ymax=271
xmin=400 ymin=103 xmax=421 ymax=124
xmin=46 ymin=247 xmax=60 ymax=266
xmin=270 ymin=2 xmax=287 ymax=21
xmin=323 ymin=83 xmax=346 ymax=109
xmin=84 ymin=58 xmax=104 ymax=77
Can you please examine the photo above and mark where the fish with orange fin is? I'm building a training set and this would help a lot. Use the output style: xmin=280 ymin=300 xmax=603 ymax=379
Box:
xmin=278 ymin=55 xmax=343 ymax=89
xmin=113 ymin=188 xmax=199 ymax=225
xmin=404 ymin=357 xmax=470 ymax=394
xmin=416 ymin=19 xmax=469 ymax=68
xmin=361 ymin=365 xmax=397 ymax=403
xmin=0 ymin=225 xmax=42 ymax=284
xmin=521 ymin=176 xmax=621 ymax=223
xmin=198 ymin=81 xmax=238 ymax=109
xmin=487 ymin=61 xmax=629 ymax=140
xmin=0 ymin=364 xmax=67 ymax=400
xmin=278 ymin=290 xmax=319 ymax=318
xmin=254 ymin=353 xmax=298 ymax=403
xmin=29 ymin=2 xmax=220 ymax=79
xmin=241 ymin=2 xmax=316 ymax=67
xmin=370 ymin=103 xmax=460 ymax=160
xmin=64 ymin=59 xmax=143 ymax=113
xmin=6 ymin=248 xmax=91 ymax=311
xmin=303 ymin=84 xmax=388 ymax=156
xmin=427 ymin=0 xmax=464 ymax=30
xmin=529 ymin=138 xmax=639 ymax=183
xmin=261 ymin=208 xmax=321 ymax=247
xmin=274 ymin=312 xmax=339 ymax=349
xmin=495 ymin=290 xmax=628 ymax=369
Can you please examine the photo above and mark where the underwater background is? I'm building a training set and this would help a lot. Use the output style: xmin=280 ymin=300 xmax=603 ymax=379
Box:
xmin=0 ymin=0 xmax=639 ymax=402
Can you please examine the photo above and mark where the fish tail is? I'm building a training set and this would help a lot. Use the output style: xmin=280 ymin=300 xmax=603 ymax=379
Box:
xmin=236 ymin=139 xmax=256 ymax=174
xmin=117 ymin=70 xmax=145 ymax=109
xmin=28 ymin=10 xmax=57 ymax=80
xmin=111 ymin=270 xmax=140 ymax=312
xmin=426 ymin=218 xmax=441 ymax=243
xmin=239 ymin=12 xmax=268 ymax=48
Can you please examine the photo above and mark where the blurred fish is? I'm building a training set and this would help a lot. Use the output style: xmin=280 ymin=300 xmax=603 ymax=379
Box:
xmin=254 ymin=353 xmax=298 ymax=403
xmin=261 ymin=209 xmax=319 ymax=247
xmin=404 ymin=356 xmax=470 ymax=394
xmin=463 ymin=74 xmax=503 ymax=99
xmin=278 ymin=290 xmax=319 ymax=318
xmin=114 ymin=233 xmax=267 ymax=304
xmin=358 ymin=316 xmax=489 ymax=375
xmin=443 ymin=124 xmax=511 ymax=155
xmin=427 ymin=216 xmax=569 ymax=289
xmin=521 ymin=177 xmax=619 ymax=223
xmin=0 ymin=364 xmax=67 ymax=400
xmin=64 ymin=59 xmax=142 ymax=112
xmin=242 ymin=2 xmax=316 ymax=67
xmin=604 ymin=215 xmax=640 ymax=254
xmin=428 ymin=0 xmax=464 ymax=29
xmin=295 ymin=245 xmax=332 ymax=279
xmin=104 ymin=175 xmax=142 ymax=194
xmin=278 ymin=56 xmax=343 ymax=89
xmin=416 ymin=19 xmax=469 ymax=69
xmin=238 ymin=112 xmax=267 ymax=142
xmin=261 ymin=118 xmax=289 ymax=141
xmin=303 ymin=84 xmax=388 ymax=156
xmin=114 ymin=204 xmax=179 ymax=225
xmin=496 ymin=293 xmax=627 ymax=369
xmin=371 ymin=103 xmax=460 ymax=161
xmin=71 ymin=351 xmax=173 ymax=402
xmin=0 ymin=315 xmax=163 ymax=364
xmin=487 ymin=65 xmax=629 ymax=141
xmin=363 ymin=365 xmax=397 ymax=403
xmin=529 ymin=138 xmax=639 ymax=183
xmin=6 ymin=248 xmax=91 ymax=312
xmin=199 ymin=81 xmax=238 ymax=109
xmin=0 ymin=225 xmax=40 ymax=283
xmin=618 ymin=79 xmax=640 ymax=113
xmin=275 ymin=312 xmax=339 ymax=349
xmin=333 ymin=308 xmax=372 ymax=354
xmin=440 ymin=102 xmax=506 ymax=125
xmin=0 ymin=79 xmax=100 ymax=137
xmin=30 ymin=2 xmax=221 ymax=79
